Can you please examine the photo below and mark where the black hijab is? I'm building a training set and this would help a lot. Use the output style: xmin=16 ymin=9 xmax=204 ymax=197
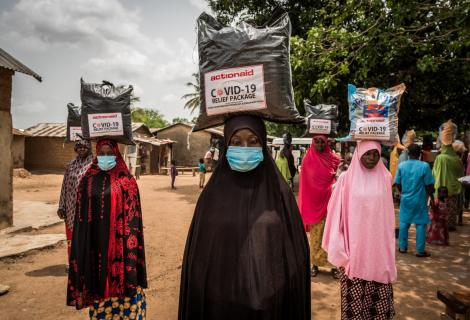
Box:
xmin=179 ymin=115 xmax=310 ymax=320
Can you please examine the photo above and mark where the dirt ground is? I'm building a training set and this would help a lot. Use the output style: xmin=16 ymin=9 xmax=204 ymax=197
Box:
xmin=0 ymin=173 xmax=469 ymax=319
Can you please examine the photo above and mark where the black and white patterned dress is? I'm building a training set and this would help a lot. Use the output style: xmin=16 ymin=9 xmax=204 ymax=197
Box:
xmin=340 ymin=269 xmax=395 ymax=320
xmin=59 ymin=152 xmax=93 ymax=231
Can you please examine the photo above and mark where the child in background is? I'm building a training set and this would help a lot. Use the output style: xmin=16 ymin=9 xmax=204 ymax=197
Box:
xmin=426 ymin=186 xmax=449 ymax=245
xmin=198 ymin=158 xmax=206 ymax=188
xmin=170 ymin=160 xmax=178 ymax=190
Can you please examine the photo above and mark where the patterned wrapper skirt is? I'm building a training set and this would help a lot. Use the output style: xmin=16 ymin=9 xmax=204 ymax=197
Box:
xmin=309 ymin=218 xmax=333 ymax=268
xmin=340 ymin=270 xmax=394 ymax=320
xmin=89 ymin=287 xmax=146 ymax=320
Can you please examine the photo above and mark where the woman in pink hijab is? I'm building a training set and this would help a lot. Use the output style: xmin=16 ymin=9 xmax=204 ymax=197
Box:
xmin=299 ymin=135 xmax=340 ymax=278
xmin=322 ymin=141 xmax=396 ymax=319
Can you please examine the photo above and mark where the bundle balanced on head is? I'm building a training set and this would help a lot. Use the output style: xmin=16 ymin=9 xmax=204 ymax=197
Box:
xmin=179 ymin=11 xmax=310 ymax=319
xmin=321 ymin=83 xmax=405 ymax=319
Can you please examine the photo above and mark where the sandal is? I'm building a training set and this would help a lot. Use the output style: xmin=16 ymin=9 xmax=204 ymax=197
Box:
xmin=416 ymin=251 xmax=431 ymax=258
xmin=311 ymin=266 xmax=319 ymax=278
xmin=331 ymin=268 xmax=340 ymax=279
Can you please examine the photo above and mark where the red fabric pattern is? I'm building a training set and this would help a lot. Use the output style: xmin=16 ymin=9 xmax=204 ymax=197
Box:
xmin=426 ymin=199 xmax=449 ymax=245
xmin=67 ymin=139 xmax=147 ymax=309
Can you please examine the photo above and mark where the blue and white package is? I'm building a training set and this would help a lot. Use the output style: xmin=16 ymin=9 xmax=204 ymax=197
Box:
xmin=344 ymin=83 xmax=405 ymax=144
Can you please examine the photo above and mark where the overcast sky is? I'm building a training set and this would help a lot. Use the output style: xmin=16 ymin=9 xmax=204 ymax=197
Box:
xmin=0 ymin=0 xmax=211 ymax=128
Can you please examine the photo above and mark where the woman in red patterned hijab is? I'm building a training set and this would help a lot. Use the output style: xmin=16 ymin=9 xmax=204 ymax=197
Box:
xmin=67 ymin=139 xmax=147 ymax=319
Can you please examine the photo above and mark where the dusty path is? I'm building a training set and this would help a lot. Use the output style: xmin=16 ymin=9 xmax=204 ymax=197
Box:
xmin=0 ymin=173 xmax=469 ymax=319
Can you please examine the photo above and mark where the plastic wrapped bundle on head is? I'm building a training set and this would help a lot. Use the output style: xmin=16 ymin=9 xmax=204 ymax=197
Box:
xmin=402 ymin=129 xmax=416 ymax=148
xmin=452 ymin=140 xmax=467 ymax=155
xmin=192 ymin=12 xmax=305 ymax=131
xmin=441 ymin=120 xmax=455 ymax=146
xmin=390 ymin=135 xmax=405 ymax=180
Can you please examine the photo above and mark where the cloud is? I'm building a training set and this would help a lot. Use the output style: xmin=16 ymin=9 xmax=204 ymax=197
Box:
xmin=13 ymin=100 xmax=47 ymax=113
xmin=162 ymin=93 xmax=179 ymax=102
xmin=3 ymin=0 xmax=201 ymax=127
xmin=1 ymin=0 xmax=198 ymax=84
xmin=0 ymin=0 xmax=141 ymax=50
xmin=189 ymin=0 xmax=210 ymax=11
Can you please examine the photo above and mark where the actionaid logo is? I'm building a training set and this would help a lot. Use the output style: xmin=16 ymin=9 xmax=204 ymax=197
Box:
xmin=210 ymin=69 xmax=254 ymax=81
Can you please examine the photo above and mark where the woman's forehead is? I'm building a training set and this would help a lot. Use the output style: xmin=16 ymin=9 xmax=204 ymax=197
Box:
xmin=99 ymin=144 xmax=113 ymax=151
xmin=232 ymin=128 xmax=257 ymax=137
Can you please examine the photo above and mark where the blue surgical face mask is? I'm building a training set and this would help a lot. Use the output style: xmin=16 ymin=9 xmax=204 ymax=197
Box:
xmin=97 ymin=155 xmax=117 ymax=171
xmin=226 ymin=146 xmax=264 ymax=172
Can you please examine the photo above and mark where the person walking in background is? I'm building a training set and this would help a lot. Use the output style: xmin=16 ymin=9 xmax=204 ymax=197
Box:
xmin=452 ymin=140 xmax=467 ymax=225
xmin=204 ymin=148 xmax=213 ymax=172
xmin=398 ymin=129 xmax=416 ymax=165
xmin=212 ymin=146 xmax=220 ymax=170
xmin=179 ymin=115 xmax=310 ymax=319
xmin=67 ymin=139 xmax=147 ymax=319
xmin=336 ymin=152 xmax=353 ymax=179
xmin=427 ymin=186 xmax=450 ymax=245
xmin=465 ymin=149 xmax=470 ymax=209
xmin=433 ymin=121 xmax=464 ymax=231
xmin=57 ymin=140 xmax=93 ymax=260
xmin=275 ymin=148 xmax=292 ymax=182
xmin=299 ymin=135 xmax=340 ymax=279
xmin=323 ymin=141 xmax=396 ymax=319
xmin=395 ymin=144 xmax=435 ymax=257
xmin=389 ymin=139 xmax=405 ymax=183
xmin=171 ymin=159 xmax=178 ymax=190
xmin=285 ymin=144 xmax=297 ymax=190
xmin=198 ymin=158 xmax=206 ymax=188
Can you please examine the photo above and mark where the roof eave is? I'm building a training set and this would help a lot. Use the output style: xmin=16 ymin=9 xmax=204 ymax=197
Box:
xmin=0 ymin=48 xmax=42 ymax=82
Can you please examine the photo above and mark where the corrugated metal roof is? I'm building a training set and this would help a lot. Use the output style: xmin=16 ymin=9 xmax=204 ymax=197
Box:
xmin=25 ymin=122 xmax=160 ymax=139
xmin=0 ymin=48 xmax=42 ymax=82
xmin=156 ymin=122 xmax=224 ymax=137
xmin=25 ymin=123 xmax=66 ymax=137
xmin=132 ymin=122 xmax=144 ymax=131
xmin=134 ymin=136 xmax=174 ymax=146
xmin=132 ymin=122 xmax=153 ymax=137
xmin=12 ymin=128 xmax=31 ymax=136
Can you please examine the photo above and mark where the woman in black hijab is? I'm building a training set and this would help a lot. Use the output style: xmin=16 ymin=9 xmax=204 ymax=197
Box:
xmin=179 ymin=115 xmax=310 ymax=320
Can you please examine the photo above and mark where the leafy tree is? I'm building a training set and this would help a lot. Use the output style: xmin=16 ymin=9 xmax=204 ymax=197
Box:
xmin=264 ymin=121 xmax=305 ymax=138
xmin=182 ymin=73 xmax=201 ymax=114
xmin=131 ymin=108 xmax=169 ymax=128
xmin=172 ymin=117 xmax=189 ymax=124
xmin=172 ymin=117 xmax=199 ymax=124
xmin=207 ymin=0 xmax=470 ymax=134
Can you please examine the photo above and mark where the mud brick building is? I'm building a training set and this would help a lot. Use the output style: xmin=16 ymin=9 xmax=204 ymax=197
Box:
xmin=0 ymin=48 xmax=41 ymax=229
xmin=24 ymin=122 xmax=174 ymax=174
xmin=155 ymin=122 xmax=224 ymax=167
xmin=12 ymin=128 xmax=30 ymax=168
xmin=24 ymin=123 xmax=78 ymax=171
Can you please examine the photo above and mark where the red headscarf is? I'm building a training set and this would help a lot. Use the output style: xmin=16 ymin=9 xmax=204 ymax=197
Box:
xmin=83 ymin=139 xmax=127 ymax=177
xmin=298 ymin=135 xmax=340 ymax=228
xmin=67 ymin=139 xmax=147 ymax=309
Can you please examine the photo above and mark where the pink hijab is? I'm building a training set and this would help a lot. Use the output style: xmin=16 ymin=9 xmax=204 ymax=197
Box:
xmin=299 ymin=135 xmax=340 ymax=228
xmin=322 ymin=140 xmax=396 ymax=284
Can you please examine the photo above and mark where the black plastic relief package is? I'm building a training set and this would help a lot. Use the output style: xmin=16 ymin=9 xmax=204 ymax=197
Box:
xmin=303 ymin=100 xmax=338 ymax=137
xmin=193 ymin=12 xmax=304 ymax=132
xmin=66 ymin=103 xmax=82 ymax=142
xmin=80 ymin=79 xmax=134 ymax=145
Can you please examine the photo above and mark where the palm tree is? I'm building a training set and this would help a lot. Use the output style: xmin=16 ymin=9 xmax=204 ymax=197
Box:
xmin=181 ymin=73 xmax=201 ymax=114
xmin=115 ymin=84 xmax=140 ymax=106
